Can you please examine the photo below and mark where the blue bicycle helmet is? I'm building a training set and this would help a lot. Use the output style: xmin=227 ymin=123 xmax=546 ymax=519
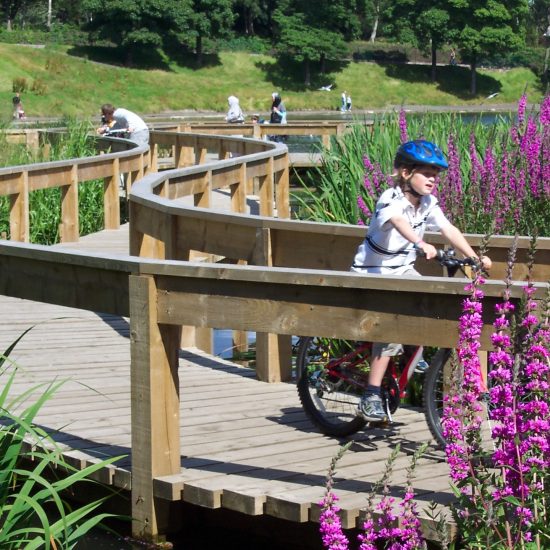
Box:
xmin=394 ymin=139 xmax=448 ymax=170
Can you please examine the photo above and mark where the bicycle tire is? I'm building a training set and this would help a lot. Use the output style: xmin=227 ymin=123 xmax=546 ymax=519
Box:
xmin=424 ymin=348 xmax=497 ymax=453
xmin=296 ymin=336 xmax=367 ymax=437
xmin=423 ymin=348 xmax=452 ymax=448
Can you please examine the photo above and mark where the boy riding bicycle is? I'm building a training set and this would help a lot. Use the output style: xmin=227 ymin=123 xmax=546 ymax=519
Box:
xmin=351 ymin=139 xmax=492 ymax=422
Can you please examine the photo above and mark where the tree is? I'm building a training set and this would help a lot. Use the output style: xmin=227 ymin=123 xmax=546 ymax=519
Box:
xmin=81 ymin=0 xmax=193 ymax=66
xmin=361 ymin=0 xmax=392 ymax=42
xmin=234 ymin=0 xmax=261 ymax=35
xmin=187 ymin=0 xmax=235 ymax=67
xmin=1 ymin=0 xmax=31 ymax=30
xmin=272 ymin=0 xmax=356 ymax=86
xmin=448 ymin=0 xmax=529 ymax=94
xmin=382 ymin=1 xmax=454 ymax=82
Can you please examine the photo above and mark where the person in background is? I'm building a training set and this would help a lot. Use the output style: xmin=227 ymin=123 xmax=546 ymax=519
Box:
xmin=97 ymin=104 xmax=149 ymax=145
xmin=268 ymin=92 xmax=287 ymax=143
xmin=346 ymin=93 xmax=352 ymax=112
xmin=270 ymin=92 xmax=287 ymax=124
xmin=351 ymin=139 xmax=492 ymax=422
xmin=225 ymin=95 xmax=245 ymax=123
xmin=449 ymin=48 xmax=457 ymax=66
xmin=12 ymin=92 xmax=25 ymax=119
xmin=341 ymin=91 xmax=347 ymax=112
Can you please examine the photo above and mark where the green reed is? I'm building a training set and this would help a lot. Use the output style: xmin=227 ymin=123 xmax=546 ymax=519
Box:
xmin=0 ymin=119 xmax=104 ymax=245
xmin=292 ymin=111 xmax=523 ymax=235
xmin=0 ymin=328 xmax=123 ymax=549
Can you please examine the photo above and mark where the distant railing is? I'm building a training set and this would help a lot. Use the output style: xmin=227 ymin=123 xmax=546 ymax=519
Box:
xmin=0 ymin=134 xmax=148 ymax=243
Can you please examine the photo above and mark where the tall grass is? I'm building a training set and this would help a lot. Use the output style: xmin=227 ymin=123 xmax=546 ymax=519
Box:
xmin=0 ymin=119 xmax=104 ymax=244
xmin=0 ymin=328 xmax=123 ymax=549
xmin=294 ymin=98 xmax=549 ymax=237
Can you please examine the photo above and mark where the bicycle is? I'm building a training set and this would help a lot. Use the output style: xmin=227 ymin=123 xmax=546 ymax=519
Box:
xmin=295 ymin=249 xmax=482 ymax=447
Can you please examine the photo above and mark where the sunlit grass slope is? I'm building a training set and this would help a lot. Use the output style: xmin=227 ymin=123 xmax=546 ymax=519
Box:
xmin=0 ymin=43 xmax=542 ymax=119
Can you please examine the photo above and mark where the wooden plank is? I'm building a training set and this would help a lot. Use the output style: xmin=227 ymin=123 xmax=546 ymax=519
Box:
xmin=152 ymin=272 xmax=508 ymax=349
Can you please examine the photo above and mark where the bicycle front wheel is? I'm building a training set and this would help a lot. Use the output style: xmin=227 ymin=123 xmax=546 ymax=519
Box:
xmin=296 ymin=337 xmax=368 ymax=437
xmin=423 ymin=348 xmax=451 ymax=448
xmin=424 ymin=348 xmax=496 ymax=452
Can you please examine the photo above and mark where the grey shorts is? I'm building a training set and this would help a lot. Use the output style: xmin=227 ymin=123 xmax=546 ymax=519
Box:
xmin=371 ymin=342 xmax=404 ymax=357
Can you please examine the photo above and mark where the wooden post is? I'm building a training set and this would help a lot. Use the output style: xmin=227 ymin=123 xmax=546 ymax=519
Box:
xmin=274 ymin=155 xmax=290 ymax=219
xmin=149 ymin=142 xmax=159 ymax=173
xmin=194 ymin=144 xmax=207 ymax=165
xmin=253 ymin=227 xmax=292 ymax=382
xmin=59 ymin=164 xmax=79 ymax=243
xmin=230 ymin=162 xmax=249 ymax=355
xmin=104 ymin=157 xmax=120 ymax=230
xmin=9 ymin=171 xmax=29 ymax=242
xmin=129 ymin=202 xmax=165 ymax=259
xmin=194 ymin=170 xmax=212 ymax=209
xmin=258 ymin=157 xmax=274 ymax=217
xmin=187 ymin=169 xmax=214 ymax=353
xmin=129 ymin=274 xmax=181 ymax=541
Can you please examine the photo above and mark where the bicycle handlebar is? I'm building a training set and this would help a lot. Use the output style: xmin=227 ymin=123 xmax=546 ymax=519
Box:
xmin=432 ymin=248 xmax=484 ymax=276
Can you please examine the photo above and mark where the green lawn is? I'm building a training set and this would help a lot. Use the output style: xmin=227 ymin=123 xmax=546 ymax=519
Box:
xmin=0 ymin=43 xmax=543 ymax=120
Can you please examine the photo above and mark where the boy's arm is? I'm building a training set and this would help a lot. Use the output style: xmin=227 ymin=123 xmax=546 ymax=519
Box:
xmin=440 ymin=224 xmax=492 ymax=269
xmin=389 ymin=215 xmax=438 ymax=259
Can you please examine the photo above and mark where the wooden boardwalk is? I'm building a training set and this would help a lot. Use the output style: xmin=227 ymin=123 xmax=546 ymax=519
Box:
xmin=1 ymin=222 xmax=456 ymax=540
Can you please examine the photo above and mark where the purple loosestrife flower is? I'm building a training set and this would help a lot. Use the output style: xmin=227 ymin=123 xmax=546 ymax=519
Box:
xmin=517 ymin=94 xmax=527 ymax=127
xmin=539 ymin=94 xmax=550 ymax=126
xmin=496 ymin=153 xmax=510 ymax=233
xmin=443 ymin=134 xmax=463 ymax=223
xmin=319 ymin=493 xmax=350 ymax=550
xmin=357 ymin=195 xmax=371 ymax=223
xmin=482 ymin=147 xmax=498 ymax=215
xmin=442 ymin=276 xmax=486 ymax=486
xmin=357 ymin=520 xmax=378 ymax=550
xmin=468 ymin=134 xmax=483 ymax=211
xmin=399 ymin=109 xmax=408 ymax=143
xmin=487 ymin=255 xmax=550 ymax=546
xmin=363 ymin=155 xmax=374 ymax=172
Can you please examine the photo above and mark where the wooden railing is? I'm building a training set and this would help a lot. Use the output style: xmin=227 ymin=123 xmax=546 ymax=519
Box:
xmin=0 ymin=134 xmax=148 ymax=242
xmin=171 ymin=121 xmax=349 ymax=149
xmin=0 ymin=238 xmax=547 ymax=540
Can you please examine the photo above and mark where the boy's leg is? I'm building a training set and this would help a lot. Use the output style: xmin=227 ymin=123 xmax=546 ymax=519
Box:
xmin=358 ymin=343 xmax=401 ymax=422
xmin=367 ymin=354 xmax=390 ymax=386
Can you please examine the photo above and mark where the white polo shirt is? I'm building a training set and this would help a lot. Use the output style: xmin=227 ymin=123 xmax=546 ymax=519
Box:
xmin=351 ymin=186 xmax=451 ymax=275
xmin=112 ymin=108 xmax=148 ymax=133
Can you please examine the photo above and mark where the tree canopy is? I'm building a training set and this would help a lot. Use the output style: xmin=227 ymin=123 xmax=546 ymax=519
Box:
xmin=0 ymin=0 xmax=545 ymax=95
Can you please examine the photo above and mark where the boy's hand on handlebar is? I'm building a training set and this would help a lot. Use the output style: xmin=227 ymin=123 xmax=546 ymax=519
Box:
xmin=479 ymin=255 xmax=492 ymax=271
xmin=417 ymin=241 xmax=438 ymax=260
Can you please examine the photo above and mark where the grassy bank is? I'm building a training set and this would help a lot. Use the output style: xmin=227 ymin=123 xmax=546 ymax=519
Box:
xmin=0 ymin=43 xmax=543 ymax=120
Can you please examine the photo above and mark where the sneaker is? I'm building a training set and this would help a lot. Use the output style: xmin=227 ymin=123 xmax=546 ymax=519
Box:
xmin=358 ymin=394 xmax=387 ymax=422
xmin=414 ymin=359 xmax=429 ymax=374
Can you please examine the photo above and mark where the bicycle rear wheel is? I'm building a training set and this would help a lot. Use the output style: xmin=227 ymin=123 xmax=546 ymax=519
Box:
xmin=296 ymin=337 xmax=368 ymax=436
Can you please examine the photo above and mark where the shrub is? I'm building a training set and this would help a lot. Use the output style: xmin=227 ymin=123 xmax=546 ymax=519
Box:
xmin=12 ymin=77 xmax=28 ymax=93
xmin=31 ymin=78 xmax=48 ymax=95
